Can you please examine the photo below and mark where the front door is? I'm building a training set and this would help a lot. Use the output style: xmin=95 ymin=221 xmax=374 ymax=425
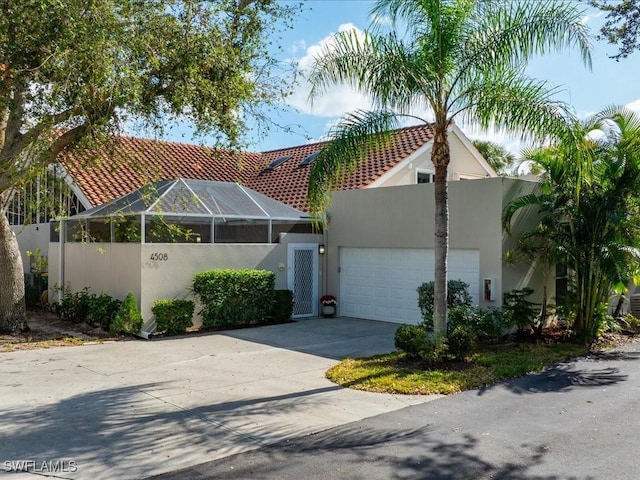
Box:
xmin=288 ymin=243 xmax=319 ymax=318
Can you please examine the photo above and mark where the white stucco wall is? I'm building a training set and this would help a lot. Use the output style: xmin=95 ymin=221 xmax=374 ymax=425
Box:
xmin=11 ymin=224 xmax=50 ymax=274
xmin=326 ymin=177 xmax=550 ymax=318
xmin=59 ymin=242 xmax=143 ymax=301
xmin=49 ymin=232 xmax=322 ymax=333
xmin=373 ymin=128 xmax=493 ymax=188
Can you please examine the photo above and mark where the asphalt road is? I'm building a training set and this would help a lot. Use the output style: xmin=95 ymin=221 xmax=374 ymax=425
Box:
xmin=150 ymin=341 xmax=640 ymax=480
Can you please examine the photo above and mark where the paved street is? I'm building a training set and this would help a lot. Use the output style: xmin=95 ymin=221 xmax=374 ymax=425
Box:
xmin=152 ymin=341 xmax=640 ymax=480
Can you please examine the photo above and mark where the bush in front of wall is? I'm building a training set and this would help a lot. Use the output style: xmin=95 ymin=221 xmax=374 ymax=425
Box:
xmin=193 ymin=269 xmax=275 ymax=328
xmin=90 ymin=293 xmax=123 ymax=332
xmin=53 ymin=285 xmax=93 ymax=323
xmin=394 ymin=324 xmax=429 ymax=358
xmin=418 ymin=279 xmax=473 ymax=324
xmin=268 ymin=289 xmax=294 ymax=323
xmin=110 ymin=292 xmax=143 ymax=335
xmin=152 ymin=299 xmax=194 ymax=335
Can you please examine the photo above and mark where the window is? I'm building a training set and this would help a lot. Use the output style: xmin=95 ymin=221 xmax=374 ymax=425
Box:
xmin=266 ymin=155 xmax=292 ymax=170
xmin=299 ymin=151 xmax=320 ymax=166
xmin=5 ymin=164 xmax=85 ymax=225
xmin=417 ymin=171 xmax=435 ymax=184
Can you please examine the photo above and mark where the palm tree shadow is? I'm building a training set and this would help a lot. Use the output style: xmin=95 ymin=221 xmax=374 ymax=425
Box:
xmin=479 ymin=364 xmax=627 ymax=396
xmin=148 ymin=423 xmax=597 ymax=480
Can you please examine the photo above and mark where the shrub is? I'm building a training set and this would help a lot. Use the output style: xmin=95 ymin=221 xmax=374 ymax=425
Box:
xmin=394 ymin=324 xmax=428 ymax=358
xmin=152 ymin=299 xmax=194 ymax=335
xmin=89 ymin=293 xmax=122 ymax=331
xmin=418 ymin=279 xmax=473 ymax=322
xmin=447 ymin=325 xmax=475 ymax=360
xmin=110 ymin=292 xmax=143 ymax=335
xmin=269 ymin=290 xmax=294 ymax=323
xmin=192 ymin=269 xmax=275 ymax=328
xmin=395 ymin=324 xmax=451 ymax=362
xmin=53 ymin=285 xmax=93 ymax=323
xmin=448 ymin=305 xmax=507 ymax=340
xmin=503 ymin=288 xmax=540 ymax=332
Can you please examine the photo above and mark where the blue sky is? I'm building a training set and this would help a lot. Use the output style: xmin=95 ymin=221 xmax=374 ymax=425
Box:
xmin=163 ymin=0 xmax=640 ymax=155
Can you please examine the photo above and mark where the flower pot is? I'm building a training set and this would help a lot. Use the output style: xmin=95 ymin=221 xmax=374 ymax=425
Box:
xmin=321 ymin=304 xmax=336 ymax=318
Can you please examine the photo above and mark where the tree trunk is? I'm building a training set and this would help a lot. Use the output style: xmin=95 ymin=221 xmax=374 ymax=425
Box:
xmin=0 ymin=211 xmax=26 ymax=332
xmin=431 ymin=122 xmax=450 ymax=337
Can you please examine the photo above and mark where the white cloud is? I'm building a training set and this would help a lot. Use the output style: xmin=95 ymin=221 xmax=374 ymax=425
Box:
xmin=626 ymin=99 xmax=640 ymax=114
xmin=289 ymin=40 xmax=307 ymax=55
xmin=285 ymin=23 xmax=375 ymax=117
xmin=580 ymin=10 xmax=604 ymax=25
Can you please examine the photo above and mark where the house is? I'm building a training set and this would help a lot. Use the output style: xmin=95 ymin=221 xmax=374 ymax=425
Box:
xmin=10 ymin=122 xmax=527 ymax=331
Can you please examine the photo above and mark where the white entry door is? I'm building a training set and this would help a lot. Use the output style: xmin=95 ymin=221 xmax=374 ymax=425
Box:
xmin=288 ymin=243 xmax=319 ymax=318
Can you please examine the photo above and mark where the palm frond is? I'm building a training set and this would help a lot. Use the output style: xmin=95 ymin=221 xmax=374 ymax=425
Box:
xmin=307 ymin=109 xmax=400 ymax=220
xmin=307 ymin=29 xmax=434 ymax=114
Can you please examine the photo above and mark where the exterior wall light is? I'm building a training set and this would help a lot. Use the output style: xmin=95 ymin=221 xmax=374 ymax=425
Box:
xmin=318 ymin=244 xmax=326 ymax=255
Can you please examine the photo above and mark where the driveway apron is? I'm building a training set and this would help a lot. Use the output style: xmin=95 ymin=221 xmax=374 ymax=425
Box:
xmin=0 ymin=318 xmax=432 ymax=479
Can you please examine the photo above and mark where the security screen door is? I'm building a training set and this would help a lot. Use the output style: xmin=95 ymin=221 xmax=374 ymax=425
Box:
xmin=288 ymin=244 xmax=319 ymax=317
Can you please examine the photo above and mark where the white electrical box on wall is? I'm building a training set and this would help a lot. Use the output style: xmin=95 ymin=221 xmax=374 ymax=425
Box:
xmin=483 ymin=278 xmax=496 ymax=301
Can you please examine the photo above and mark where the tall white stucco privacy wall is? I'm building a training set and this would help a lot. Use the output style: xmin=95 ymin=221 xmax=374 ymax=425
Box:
xmin=48 ymin=232 xmax=323 ymax=330
xmin=325 ymin=177 xmax=550 ymax=324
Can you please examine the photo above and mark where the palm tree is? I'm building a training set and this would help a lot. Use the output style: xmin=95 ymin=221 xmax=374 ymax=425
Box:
xmin=472 ymin=140 xmax=516 ymax=175
xmin=504 ymin=108 xmax=640 ymax=340
xmin=307 ymin=0 xmax=592 ymax=336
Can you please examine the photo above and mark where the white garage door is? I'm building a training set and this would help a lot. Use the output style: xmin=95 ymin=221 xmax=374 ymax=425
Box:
xmin=340 ymin=248 xmax=480 ymax=324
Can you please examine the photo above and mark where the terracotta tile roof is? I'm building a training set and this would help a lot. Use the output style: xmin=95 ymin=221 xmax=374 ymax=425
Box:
xmin=61 ymin=124 xmax=436 ymax=212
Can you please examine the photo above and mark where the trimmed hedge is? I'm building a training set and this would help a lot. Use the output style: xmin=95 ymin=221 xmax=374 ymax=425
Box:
xmin=269 ymin=289 xmax=294 ymax=323
xmin=193 ymin=269 xmax=275 ymax=328
xmin=110 ymin=292 xmax=143 ymax=335
xmin=152 ymin=299 xmax=194 ymax=335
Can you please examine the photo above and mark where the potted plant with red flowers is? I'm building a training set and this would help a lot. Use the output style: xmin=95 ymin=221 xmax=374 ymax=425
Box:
xmin=320 ymin=294 xmax=337 ymax=318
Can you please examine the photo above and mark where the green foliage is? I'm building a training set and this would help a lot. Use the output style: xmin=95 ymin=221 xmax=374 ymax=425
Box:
xmin=590 ymin=0 xmax=640 ymax=59
xmin=192 ymin=269 xmax=275 ymax=328
xmin=0 ymin=0 xmax=299 ymax=328
xmin=26 ymin=249 xmax=48 ymax=274
xmin=503 ymin=288 xmax=540 ymax=331
xmin=91 ymin=293 xmax=123 ymax=332
xmin=152 ymin=299 xmax=194 ymax=336
xmin=327 ymin=343 xmax=588 ymax=395
xmin=393 ymin=324 xmax=451 ymax=363
xmin=111 ymin=292 xmax=143 ymax=335
xmin=472 ymin=140 xmax=515 ymax=175
xmin=504 ymin=108 xmax=640 ymax=340
xmin=420 ymin=281 xmax=506 ymax=342
xmin=53 ymin=285 xmax=121 ymax=329
xmin=448 ymin=305 xmax=508 ymax=341
xmin=53 ymin=285 xmax=93 ymax=323
xmin=394 ymin=324 xmax=429 ymax=358
xmin=269 ymin=290 xmax=294 ymax=323
xmin=621 ymin=313 xmax=640 ymax=329
xmin=307 ymin=0 xmax=592 ymax=336
xmin=447 ymin=325 xmax=476 ymax=360
xmin=418 ymin=279 xmax=473 ymax=322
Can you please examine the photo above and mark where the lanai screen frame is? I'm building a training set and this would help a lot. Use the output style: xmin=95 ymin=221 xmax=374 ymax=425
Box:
xmin=58 ymin=178 xmax=316 ymax=244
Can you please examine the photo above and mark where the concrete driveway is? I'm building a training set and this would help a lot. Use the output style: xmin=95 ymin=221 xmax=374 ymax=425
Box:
xmin=0 ymin=318 xmax=431 ymax=479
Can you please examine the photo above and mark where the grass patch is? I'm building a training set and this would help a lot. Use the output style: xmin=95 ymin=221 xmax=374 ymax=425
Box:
xmin=326 ymin=342 xmax=588 ymax=395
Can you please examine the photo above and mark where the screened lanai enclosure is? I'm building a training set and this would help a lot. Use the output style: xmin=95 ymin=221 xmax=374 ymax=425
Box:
xmin=49 ymin=179 xmax=324 ymax=333
xmin=58 ymin=178 xmax=315 ymax=244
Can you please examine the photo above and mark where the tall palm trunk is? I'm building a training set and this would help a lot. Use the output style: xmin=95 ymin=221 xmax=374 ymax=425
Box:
xmin=431 ymin=121 xmax=450 ymax=337
xmin=0 ymin=211 xmax=26 ymax=332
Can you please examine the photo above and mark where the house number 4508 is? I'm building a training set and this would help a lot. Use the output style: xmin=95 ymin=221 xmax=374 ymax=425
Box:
xmin=150 ymin=253 xmax=168 ymax=261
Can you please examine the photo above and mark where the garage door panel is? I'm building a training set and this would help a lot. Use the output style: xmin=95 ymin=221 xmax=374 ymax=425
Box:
xmin=340 ymin=247 xmax=480 ymax=324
